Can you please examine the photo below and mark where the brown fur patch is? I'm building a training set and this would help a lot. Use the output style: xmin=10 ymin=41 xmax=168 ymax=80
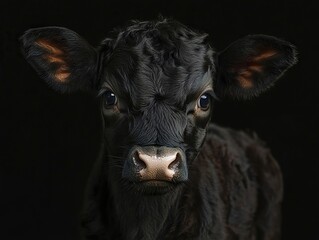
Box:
xmin=46 ymin=55 xmax=65 ymax=64
xmin=248 ymin=64 xmax=263 ymax=73
xmin=237 ymin=70 xmax=253 ymax=88
xmin=35 ymin=39 xmax=70 ymax=82
xmin=55 ymin=67 xmax=71 ymax=82
xmin=253 ymin=50 xmax=277 ymax=62
xmin=36 ymin=39 xmax=64 ymax=55
xmin=235 ymin=50 xmax=277 ymax=89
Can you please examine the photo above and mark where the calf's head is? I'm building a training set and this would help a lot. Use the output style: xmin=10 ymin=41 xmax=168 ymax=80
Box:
xmin=21 ymin=20 xmax=297 ymax=194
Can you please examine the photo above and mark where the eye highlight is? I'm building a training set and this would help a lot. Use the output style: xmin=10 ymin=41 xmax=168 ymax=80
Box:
xmin=197 ymin=94 xmax=210 ymax=111
xmin=104 ymin=91 xmax=117 ymax=107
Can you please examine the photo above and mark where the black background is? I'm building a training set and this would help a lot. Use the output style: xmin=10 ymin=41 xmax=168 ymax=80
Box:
xmin=0 ymin=0 xmax=318 ymax=239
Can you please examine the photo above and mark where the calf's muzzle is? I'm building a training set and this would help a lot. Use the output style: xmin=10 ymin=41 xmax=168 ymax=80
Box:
xmin=124 ymin=146 xmax=188 ymax=182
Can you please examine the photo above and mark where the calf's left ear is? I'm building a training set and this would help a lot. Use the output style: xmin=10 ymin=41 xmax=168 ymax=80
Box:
xmin=215 ymin=35 xmax=297 ymax=99
xmin=20 ymin=27 xmax=97 ymax=93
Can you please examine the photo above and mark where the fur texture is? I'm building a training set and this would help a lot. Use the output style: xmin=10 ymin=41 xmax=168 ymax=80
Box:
xmin=81 ymin=125 xmax=283 ymax=240
xmin=20 ymin=18 xmax=297 ymax=240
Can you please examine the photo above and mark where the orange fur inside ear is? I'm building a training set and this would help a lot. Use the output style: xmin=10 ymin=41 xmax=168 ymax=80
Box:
xmin=236 ymin=50 xmax=278 ymax=89
xmin=36 ymin=39 xmax=70 ymax=83
xmin=238 ymin=70 xmax=254 ymax=88
xmin=253 ymin=50 xmax=277 ymax=62
xmin=55 ymin=66 xmax=71 ymax=82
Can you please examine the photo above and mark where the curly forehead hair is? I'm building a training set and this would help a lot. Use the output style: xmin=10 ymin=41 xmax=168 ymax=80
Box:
xmin=100 ymin=18 xmax=215 ymax=69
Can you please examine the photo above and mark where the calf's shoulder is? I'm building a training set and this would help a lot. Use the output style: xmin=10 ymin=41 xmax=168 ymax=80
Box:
xmin=197 ymin=124 xmax=283 ymax=238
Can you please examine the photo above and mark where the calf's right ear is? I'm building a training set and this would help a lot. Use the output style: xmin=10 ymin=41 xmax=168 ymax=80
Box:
xmin=215 ymin=34 xmax=297 ymax=100
xmin=20 ymin=27 xmax=98 ymax=93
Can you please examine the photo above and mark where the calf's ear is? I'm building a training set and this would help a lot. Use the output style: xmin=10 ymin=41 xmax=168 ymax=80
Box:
xmin=20 ymin=27 xmax=97 ymax=93
xmin=215 ymin=35 xmax=297 ymax=99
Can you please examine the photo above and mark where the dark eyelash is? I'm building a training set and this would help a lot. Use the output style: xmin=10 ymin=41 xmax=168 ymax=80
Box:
xmin=205 ymin=90 xmax=220 ymax=101
xmin=97 ymin=89 xmax=106 ymax=97
xmin=97 ymin=88 xmax=113 ymax=98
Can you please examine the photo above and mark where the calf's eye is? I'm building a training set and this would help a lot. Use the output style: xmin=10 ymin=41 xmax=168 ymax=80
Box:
xmin=198 ymin=94 xmax=210 ymax=110
xmin=104 ymin=91 xmax=117 ymax=107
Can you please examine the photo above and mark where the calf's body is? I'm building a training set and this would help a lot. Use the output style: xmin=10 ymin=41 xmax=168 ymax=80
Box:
xmin=20 ymin=19 xmax=296 ymax=240
xmin=82 ymin=124 xmax=282 ymax=240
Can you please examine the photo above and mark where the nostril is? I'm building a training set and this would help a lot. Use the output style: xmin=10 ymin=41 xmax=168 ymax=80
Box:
xmin=168 ymin=153 xmax=181 ymax=170
xmin=133 ymin=151 xmax=146 ymax=170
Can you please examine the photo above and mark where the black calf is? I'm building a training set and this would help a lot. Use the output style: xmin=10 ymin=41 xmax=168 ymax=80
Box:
xmin=21 ymin=18 xmax=297 ymax=240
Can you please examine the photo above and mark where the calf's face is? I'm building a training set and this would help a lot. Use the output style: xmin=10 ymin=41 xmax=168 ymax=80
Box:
xmin=98 ymin=29 xmax=215 ymax=191
xmin=21 ymin=20 xmax=297 ymax=194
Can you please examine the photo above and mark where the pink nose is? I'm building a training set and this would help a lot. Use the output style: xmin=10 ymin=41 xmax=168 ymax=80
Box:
xmin=133 ymin=147 xmax=182 ymax=181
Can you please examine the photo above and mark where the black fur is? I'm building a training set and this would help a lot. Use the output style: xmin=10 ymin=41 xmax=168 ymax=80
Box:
xmin=20 ymin=18 xmax=297 ymax=240
xmin=216 ymin=34 xmax=297 ymax=99
xmin=20 ymin=27 xmax=97 ymax=93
